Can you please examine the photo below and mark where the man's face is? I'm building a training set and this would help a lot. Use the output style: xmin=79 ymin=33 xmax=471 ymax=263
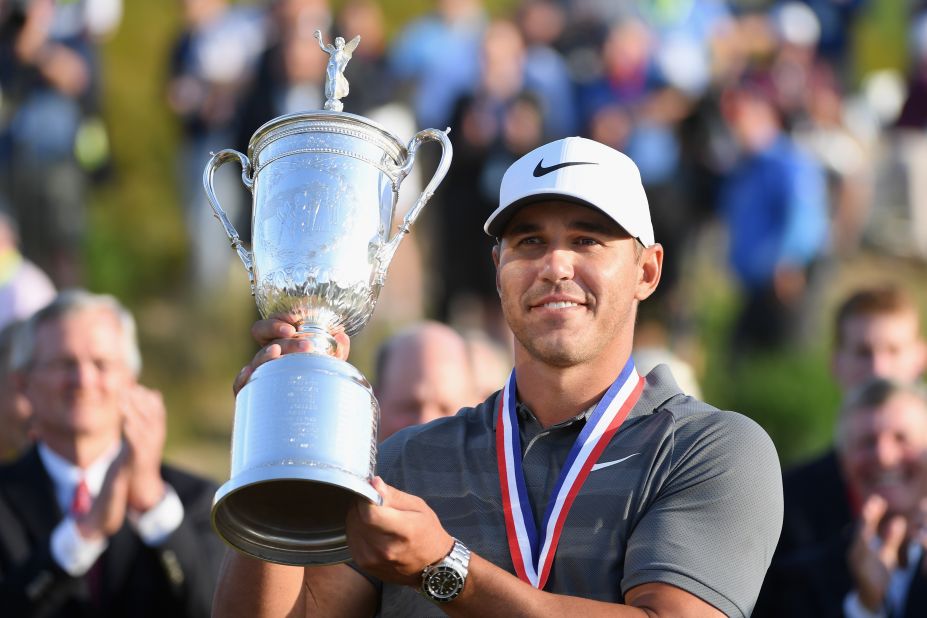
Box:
xmin=378 ymin=333 xmax=476 ymax=441
xmin=840 ymin=393 xmax=927 ymax=518
xmin=22 ymin=309 xmax=134 ymax=445
xmin=833 ymin=311 xmax=926 ymax=392
xmin=493 ymin=201 xmax=660 ymax=368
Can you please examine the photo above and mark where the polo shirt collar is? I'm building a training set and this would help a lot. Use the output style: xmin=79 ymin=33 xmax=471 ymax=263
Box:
xmin=496 ymin=363 xmax=683 ymax=430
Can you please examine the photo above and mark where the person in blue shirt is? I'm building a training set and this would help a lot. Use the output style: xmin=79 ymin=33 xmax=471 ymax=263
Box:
xmin=718 ymin=71 xmax=829 ymax=355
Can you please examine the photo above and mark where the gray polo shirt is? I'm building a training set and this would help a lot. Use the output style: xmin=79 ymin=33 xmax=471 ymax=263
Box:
xmin=371 ymin=365 xmax=783 ymax=617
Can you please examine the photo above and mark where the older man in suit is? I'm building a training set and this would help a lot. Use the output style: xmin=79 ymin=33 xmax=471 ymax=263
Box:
xmin=755 ymin=285 xmax=927 ymax=617
xmin=0 ymin=289 xmax=224 ymax=617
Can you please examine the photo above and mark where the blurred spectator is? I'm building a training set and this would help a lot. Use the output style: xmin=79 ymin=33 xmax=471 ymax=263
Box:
xmin=896 ymin=13 xmax=927 ymax=131
xmin=718 ymin=71 xmax=829 ymax=355
xmin=45 ymin=0 xmax=123 ymax=178
xmin=167 ymin=0 xmax=266 ymax=292
xmin=388 ymin=0 xmax=487 ymax=129
xmin=0 ymin=320 xmax=32 ymax=462
xmin=434 ymin=21 xmax=546 ymax=338
xmin=755 ymin=285 xmax=927 ymax=616
xmin=0 ymin=0 xmax=104 ymax=285
xmin=0 ymin=211 xmax=55 ymax=331
xmin=760 ymin=378 xmax=927 ymax=617
xmin=831 ymin=286 xmax=927 ymax=391
xmin=462 ymin=329 xmax=511 ymax=401
xmin=888 ymin=11 xmax=927 ymax=259
xmin=0 ymin=289 xmax=224 ymax=616
xmin=331 ymin=0 xmax=395 ymax=116
xmin=793 ymin=74 xmax=872 ymax=256
xmin=515 ymin=0 xmax=578 ymax=138
xmin=374 ymin=321 xmax=480 ymax=441
xmin=768 ymin=1 xmax=826 ymax=126
xmin=762 ymin=3 xmax=872 ymax=259
xmin=642 ymin=0 xmax=733 ymax=101
xmin=840 ymin=380 xmax=927 ymax=618
xmin=791 ymin=0 xmax=866 ymax=84
xmin=633 ymin=319 xmax=703 ymax=400
xmin=233 ymin=0 xmax=331 ymax=151
xmin=580 ymin=18 xmax=695 ymax=320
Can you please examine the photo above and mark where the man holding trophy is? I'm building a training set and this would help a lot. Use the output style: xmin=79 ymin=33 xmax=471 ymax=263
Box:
xmin=206 ymin=34 xmax=782 ymax=617
xmin=211 ymin=135 xmax=783 ymax=615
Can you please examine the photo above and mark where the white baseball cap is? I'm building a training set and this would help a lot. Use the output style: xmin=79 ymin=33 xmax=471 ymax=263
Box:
xmin=483 ymin=137 xmax=655 ymax=247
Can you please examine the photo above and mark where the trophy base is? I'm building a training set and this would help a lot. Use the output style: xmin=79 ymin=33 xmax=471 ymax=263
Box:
xmin=213 ymin=467 xmax=381 ymax=565
xmin=212 ymin=352 xmax=382 ymax=566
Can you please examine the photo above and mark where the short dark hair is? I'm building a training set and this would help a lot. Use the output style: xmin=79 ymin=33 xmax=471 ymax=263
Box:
xmin=834 ymin=285 xmax=920 ymax=348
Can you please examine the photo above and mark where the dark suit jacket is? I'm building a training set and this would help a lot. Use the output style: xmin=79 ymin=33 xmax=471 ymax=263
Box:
xmin=755 ymin=449 xmax=927 ymax=617
xmin=0 ymin=446 xmax=225 ymax=618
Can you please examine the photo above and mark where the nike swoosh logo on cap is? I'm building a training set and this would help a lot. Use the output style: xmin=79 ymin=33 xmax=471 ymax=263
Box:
xmin=591 ymin=453 xmax=640 ymax=471
xmin=532 ymin=160 xmax=598 ymax=177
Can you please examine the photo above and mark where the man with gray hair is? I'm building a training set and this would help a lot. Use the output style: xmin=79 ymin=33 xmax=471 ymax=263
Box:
xmin=838 ymin=378 xmax=927 ymax=617
xmin=755 ymin=285 xmax=927 ymax=617
xmin=0 ymin=289 xmax=224 ymax=617
xmin=761 ymin=377 xmax=927 ymax=617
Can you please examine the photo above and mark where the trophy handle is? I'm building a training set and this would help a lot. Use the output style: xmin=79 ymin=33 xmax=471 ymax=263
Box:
xmin=374 ymin=128 xmax=453 ymax=285
xmin=203 ymin=149 xmax=256 ymax=292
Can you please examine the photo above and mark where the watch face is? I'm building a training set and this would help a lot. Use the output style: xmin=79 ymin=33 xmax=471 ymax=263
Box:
xmin=424 ymin=566 xmax=464 ymax=601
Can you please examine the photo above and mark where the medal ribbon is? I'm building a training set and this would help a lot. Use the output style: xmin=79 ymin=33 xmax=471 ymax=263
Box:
xmin=496 ymin=357 xmax=644 ymax=589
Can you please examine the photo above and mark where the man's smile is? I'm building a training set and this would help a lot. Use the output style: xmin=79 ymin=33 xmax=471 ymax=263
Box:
xmin=529 ymin=294 xmax=587 ymax=312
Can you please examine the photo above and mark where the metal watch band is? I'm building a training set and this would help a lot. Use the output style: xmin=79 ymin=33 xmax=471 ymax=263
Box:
xmin=420 ymin=538 xmax=471 ymax=603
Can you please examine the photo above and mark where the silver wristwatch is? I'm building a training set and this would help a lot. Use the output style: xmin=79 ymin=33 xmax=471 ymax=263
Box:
xmin=420 ymin=538 xmax=470 ymax=604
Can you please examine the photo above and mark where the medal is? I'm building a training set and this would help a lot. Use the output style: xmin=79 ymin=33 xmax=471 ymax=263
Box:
xmin=496 ymin=358 xmax=644 ymax=588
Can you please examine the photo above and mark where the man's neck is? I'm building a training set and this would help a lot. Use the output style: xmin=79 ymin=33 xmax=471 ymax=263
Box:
xmin=512 ymin=348 xmax=634 ymax=429
xmin=42 ymin=431 xmax=120 ymax=469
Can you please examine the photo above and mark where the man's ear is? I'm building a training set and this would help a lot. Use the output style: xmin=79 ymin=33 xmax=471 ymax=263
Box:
xmin=492 ymin=243 xmax=502 ymax=297
xmin=636 ymin=243 xmax=663 ymax=301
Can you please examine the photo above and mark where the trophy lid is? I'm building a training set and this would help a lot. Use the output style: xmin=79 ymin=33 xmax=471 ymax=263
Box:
xmin=247 ymin=110 xmax=407 ymax=167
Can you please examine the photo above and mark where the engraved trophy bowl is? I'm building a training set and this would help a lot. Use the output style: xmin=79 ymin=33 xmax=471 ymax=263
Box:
xmin=203 ymin=99 xmax=452 ymax=563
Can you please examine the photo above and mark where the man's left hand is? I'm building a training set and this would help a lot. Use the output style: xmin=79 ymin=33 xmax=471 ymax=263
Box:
xmin=121 ymin=384 xmax=167 ymax=512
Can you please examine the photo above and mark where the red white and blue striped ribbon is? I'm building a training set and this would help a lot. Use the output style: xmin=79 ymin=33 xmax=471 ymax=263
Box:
xmin=496 ymin=357 xmax=644 ymax=589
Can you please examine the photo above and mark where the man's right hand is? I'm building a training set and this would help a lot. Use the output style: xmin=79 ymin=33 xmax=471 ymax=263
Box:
xmin=75 ymin=448 xmax=132 ymax=541
xmin=847 ymin=494 xmax=908 ymax=612
xmin=233 ymin=318 xmax=351 ymax=395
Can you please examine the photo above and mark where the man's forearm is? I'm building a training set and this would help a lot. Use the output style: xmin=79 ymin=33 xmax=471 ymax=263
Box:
xmin=212 ymin=550 xmax=306 ymax=617
xmin=212 ymin=551 xmax=378 ymax=618
xmin=442 ymin=554 xmax=723 ymax=618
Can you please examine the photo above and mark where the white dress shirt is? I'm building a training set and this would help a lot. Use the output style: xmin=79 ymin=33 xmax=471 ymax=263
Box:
xmin=39 ymin=442 xmax=185 ymax=576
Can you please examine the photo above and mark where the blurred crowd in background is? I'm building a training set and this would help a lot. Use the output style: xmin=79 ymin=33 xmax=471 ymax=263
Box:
xmin=1 ymin=0 xmax=927 ymax=454
xmin=3 ymin=0 xmax=927 ymax=614
xmin=3 ymin=0 xmax=927 ymax=362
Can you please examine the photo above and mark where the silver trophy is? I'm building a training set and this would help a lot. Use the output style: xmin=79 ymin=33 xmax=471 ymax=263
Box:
xmin=203 ymin=32 xmax=452 ymax=565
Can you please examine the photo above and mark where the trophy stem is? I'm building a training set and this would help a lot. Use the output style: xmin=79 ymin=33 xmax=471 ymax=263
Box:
xmin=294 ymin=324 xmax=339 ymax=356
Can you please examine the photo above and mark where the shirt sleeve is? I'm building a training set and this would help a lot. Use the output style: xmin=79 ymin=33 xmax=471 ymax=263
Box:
xmin=843 ymin=591 xmax=888 ymax=618
xmin=50 ymin=517 xmax=108 ymax=576
xmin=621 ymin=410 xmax=784 ymax=618
xmin=128 ymin=482 xmax=185 ymax=546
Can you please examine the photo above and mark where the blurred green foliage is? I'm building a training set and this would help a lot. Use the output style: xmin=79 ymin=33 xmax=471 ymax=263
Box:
xmin=699 ymin=301 xmax=841 ymax=465
xmin=87 ymin=4 xmax=184 ymax=301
